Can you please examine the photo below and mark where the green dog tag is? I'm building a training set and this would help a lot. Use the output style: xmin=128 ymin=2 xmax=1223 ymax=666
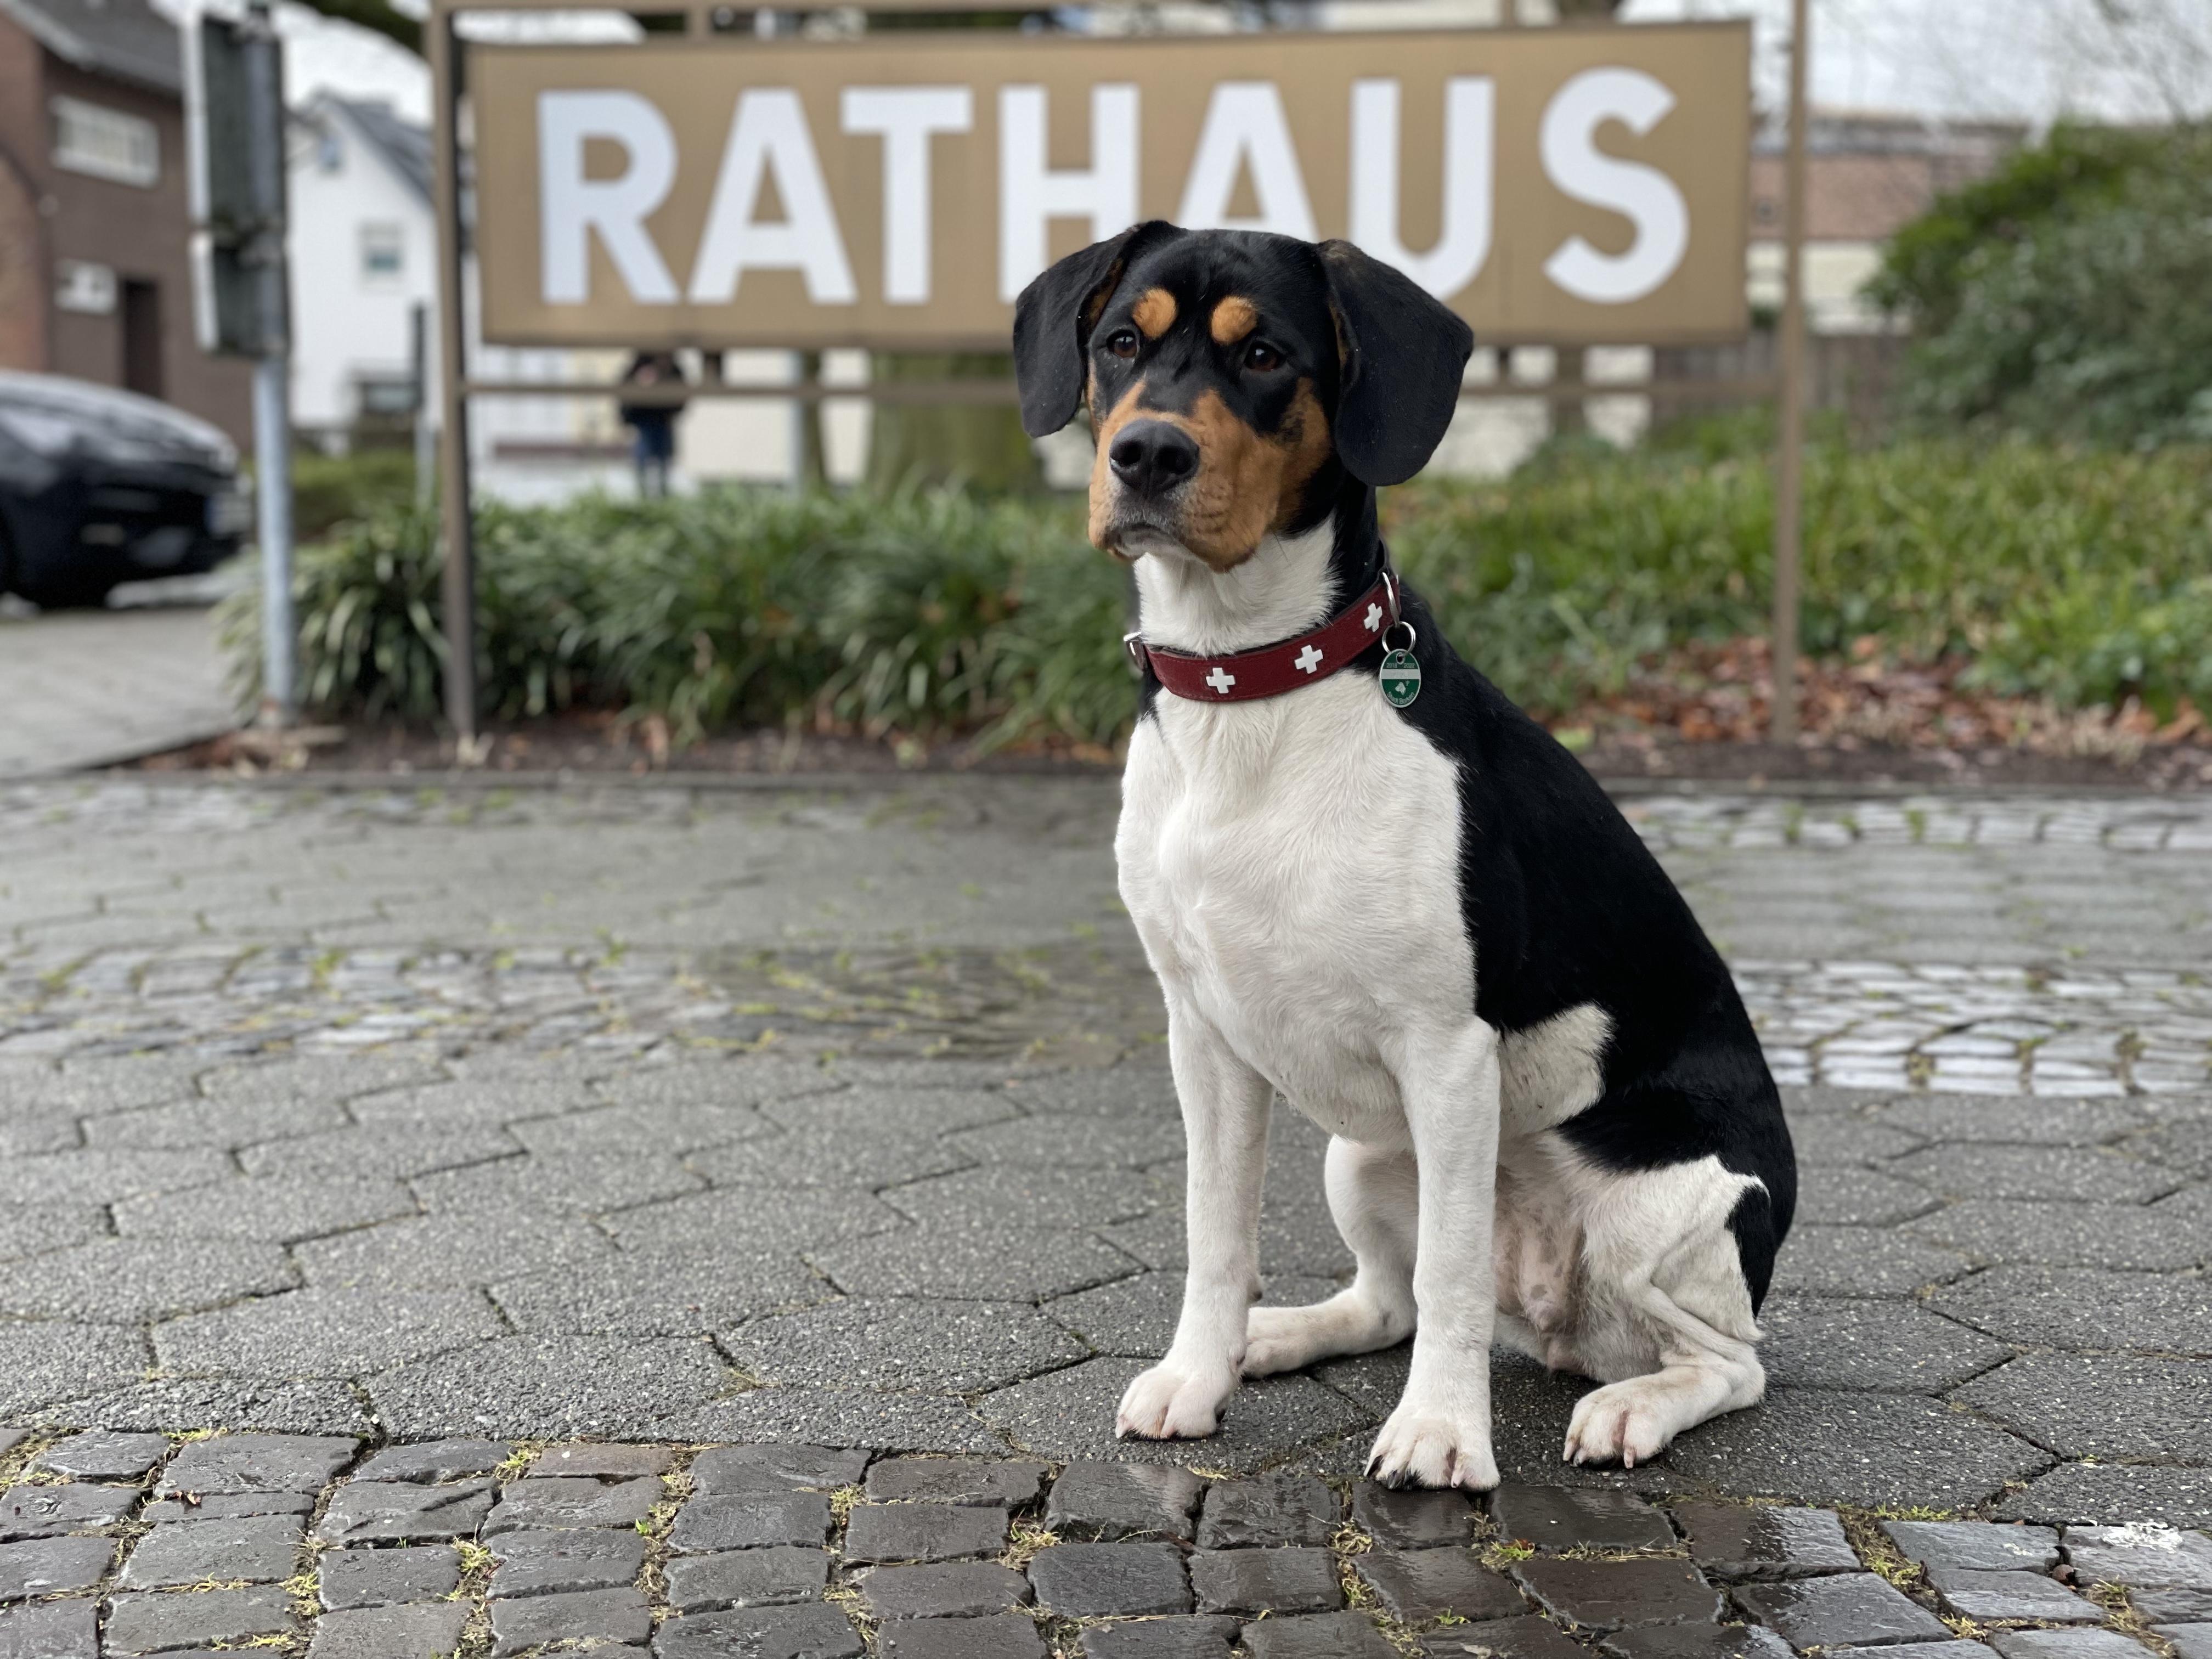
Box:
xmin=1380 ymin=648 xmax=1421 ymax=709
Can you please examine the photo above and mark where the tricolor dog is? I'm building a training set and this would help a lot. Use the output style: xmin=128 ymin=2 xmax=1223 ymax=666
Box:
xmin=1012 ymin=223 xmax=1796 ymax=1486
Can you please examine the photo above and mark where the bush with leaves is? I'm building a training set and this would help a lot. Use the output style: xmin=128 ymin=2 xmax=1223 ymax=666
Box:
xmin=1872 ymin=123 xmax=2212 ymax=445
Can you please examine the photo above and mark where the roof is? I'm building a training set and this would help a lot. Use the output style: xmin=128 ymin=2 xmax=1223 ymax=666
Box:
xmin=0 ymin=0 xmax=182 ymax=94
xmin=334 ymin=95 xmax=432 ymax=206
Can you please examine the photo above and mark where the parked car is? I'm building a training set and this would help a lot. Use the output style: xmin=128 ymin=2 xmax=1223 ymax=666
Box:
xmin=0 ymin=370 xmax=250 ymax=608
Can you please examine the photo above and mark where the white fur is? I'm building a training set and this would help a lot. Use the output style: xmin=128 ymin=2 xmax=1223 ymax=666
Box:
xmin=1113 ymin=525 xmax=1767 ymax=1480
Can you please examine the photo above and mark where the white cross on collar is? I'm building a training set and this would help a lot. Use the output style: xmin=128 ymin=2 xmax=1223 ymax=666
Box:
xmin=1205 ymin=666 xmax=1237 ymax=695
xmin=1364 ymin=603 xmax=1383 ymax=631
xmin=1293 ymin=645 xmax=1325 ymax=674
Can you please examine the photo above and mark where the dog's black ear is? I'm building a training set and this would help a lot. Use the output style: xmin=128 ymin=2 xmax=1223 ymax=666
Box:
xmin=1318 ymin=240 xmax=1475 ymax=487
xmin=1013 ymin=221 xmax=1178 ymax=438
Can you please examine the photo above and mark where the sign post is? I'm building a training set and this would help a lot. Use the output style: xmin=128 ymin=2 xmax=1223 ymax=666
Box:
xmin=1770 ymin=0 xmax=1810 ymax=747
xmin=186 ymin=0 xmax=295 ymax=725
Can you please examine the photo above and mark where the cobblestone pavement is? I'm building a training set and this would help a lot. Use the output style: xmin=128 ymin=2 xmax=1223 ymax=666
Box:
xmin=4 ymin=1432 xmax=2211 ymax=1659
xmin=0 ymin=608 xmax=235 ymax=782
xmin=3 ymin=776 xmax=2210 ymax=1656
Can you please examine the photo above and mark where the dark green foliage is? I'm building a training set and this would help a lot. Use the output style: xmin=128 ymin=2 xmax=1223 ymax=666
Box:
xmin=1874 ymin=124 xmax=2212 ymax=445
xmin=287 ymin=449 xmax=421 ymax=544
xmin=225 ymin=428 xmax=2212 ymax=745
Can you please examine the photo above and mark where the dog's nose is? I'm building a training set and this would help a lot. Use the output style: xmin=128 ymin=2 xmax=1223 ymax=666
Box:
xmin=1108 ymin=421 xmax=1200 ymax=498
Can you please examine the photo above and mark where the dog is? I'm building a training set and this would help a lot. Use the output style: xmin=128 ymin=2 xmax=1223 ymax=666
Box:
xmin=1011 ymin=222 xmax=1797 ymax=1487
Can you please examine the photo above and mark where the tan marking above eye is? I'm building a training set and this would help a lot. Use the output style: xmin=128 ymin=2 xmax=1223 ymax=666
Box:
xmin=1131 ymin=289 xmax=1177 ymax=339
xmin=1210 ymin=296 xmax=1259 ymax=345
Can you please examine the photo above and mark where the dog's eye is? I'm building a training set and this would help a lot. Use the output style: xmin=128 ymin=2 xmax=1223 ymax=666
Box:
xmin=1242 ymin=341 xmax=1282 ymax=372
xmin=1104 ymin=329 xmax=1139 ymax=359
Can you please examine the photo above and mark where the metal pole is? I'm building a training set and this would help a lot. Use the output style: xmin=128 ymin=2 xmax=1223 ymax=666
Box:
xmin=411 ymin=301 xmax=435 ymax=510
xmin=243 ymin=0 xmax=293 ymax=725
xmin=429 ymin=3 xmax=479 ymax=746
xmin=1769 ymin=0 xmax=1810 ymax=746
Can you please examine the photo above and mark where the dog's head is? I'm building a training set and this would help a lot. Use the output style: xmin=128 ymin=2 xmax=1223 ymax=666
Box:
xmin=1014 ymin=224 xmax=1473 ymax=571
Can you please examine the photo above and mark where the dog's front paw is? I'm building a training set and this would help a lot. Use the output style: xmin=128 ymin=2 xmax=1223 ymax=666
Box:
xmin=1562 ymin=1378 xmax=1677 ymax=1469
xmin=1366 ymin=1402 xmax=1499 ymax=1491
xmin=1116 ymin=1362 xmax=1235 ymax=1440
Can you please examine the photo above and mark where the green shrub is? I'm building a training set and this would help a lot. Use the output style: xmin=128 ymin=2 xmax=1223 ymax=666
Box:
xmin=285 ymin=448 xmax=422 ymax=543
xmin=1872 ymin=124 xmax=2212 ymax=446
xmin=227 ymin=426 xmax=2212 ymax=745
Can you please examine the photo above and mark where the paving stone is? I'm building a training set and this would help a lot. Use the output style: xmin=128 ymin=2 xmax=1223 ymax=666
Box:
xmin=513 ymin=1101 xmax=771 ymax=1160
xmin=369 ymin=1336 xmax=731 ymax=1438
xmin=1356 ymin=1548 xmax=1527 ymax=1622
xmin=1767 ymin=1227 xmax=1973 ymax=1297
xmin=2062 ymin=1527 xmax=2212 ymax=1590
xmin=0 ymin=1600 xmax=96 ymax=1659
xmin=843 ymin=1502 xmax=1007 ymax=1565
xmin=488 ymin=1527 xmax=646 ymax=1597
xmin=859 ymin=1561 xmax=1031 ymax=1620
xmin=315 ymin=1478 xmax=496 ymax=1544
xmin=1195 ymin=1474 xmax=1338 ymax=1549
xmin=603 ymin=1188 xmax=905 ymax=1259
xmin=1242 ymin=1609 xmax=1398 ymax=1659
xmin=0 ymin=1237 xmax=295 ymax=1322
xmin=863 ymin=1458 xmax=1049 ymax=1507
xmin=663 ymin=1548 xmax=827 ymax=1613
xmin=242 ymin=1125 xmax=526 ymax=1186
xmin=1825 ymin=1645 xmax=1999 ymax=1659
xmin=668 ymin=1492 xmax=831 ymax=1554
xmin=1512 ymin=1559 xmax=1723 ymax=1630
xmin=809 ymin=1221 xmax=1140 ymax=1301
xmin=1078 ymin=1616 xmax=1241 ymax=1659
xmin=0 ymin=1484 xmax=135 ymax=1541
xmin=1879 ymin=1523 xmax=2061 ymax=1573
xmin=1887 ymin=1146 xmax=2177 ymax=1204
xmin=530 ymin=1446 xmax=674 ymax=1479
xmin=142 ymin=1491 xmax=318 ymax=1525
xmin=653 ymin=1389 xmax=997 ymax=1457
xmin=946 ymin=1114 xmax=1186 ymax=1167
xmin=687 ymin=1445 xmax=868 ymax=1495
xmin=1354 ymin=1483 xmax=1478 ymax=1550
xmin=1046 ymin=1463 xmax=1206 ymax=1543
xmin=32 ymin=1432 xmax=167 ymax=1482
xmin=484 ymin=1475 xmax=662 ymax=1534
xmin=1902 ymin=1202 xmax=2207 ymax=1272
xmin=307 ymin=1602 xmax=472 ymax=1659
xmin=1878 ymin=1094 xmax=2144 ymax=1147
xmin=113 ymin=1176 xmax=417 ymax=1244
xmin=1989 ymin=1635 xmax=2153 ymax=1659
xmin=1188 ymin=1547 xmax=1344 ymax=1615
xmin=1601 ymin=1628 xmax=1796 ymax=1659
xmin=0 ymin=1204 xmax=106 ymax=1266
xmin=3 ymin=1149 xmax=232 ymax=1206
xmin=1661 ymin=1387 xmax=2054 ymax=1511
xmin=1670 ymin=1504 xmax=1858 ymax=1582
xmin=1492 ymin=1487 xmax=1675 ymax=1554
xmin=1953 ymin=1358 xmax=2212 ymax=1463
xmin=489 ymin=1585 xmax=652 ymax=1657
xmin=352 ymin=1440 xmax=514 ymax=1483
xmin=2135 ymin=1593 xmax=2212 ymax=1623
xmin=35 ymin=1378 xmax=371 ymax=1442
xmin=1733 ymin=1575 xmax=1953 ymax=1650
xmin=103 ymin=1587 xmax=294 ymax=1655
xmin=1924 ymin=1566 xmax=2102 ymax=1623
xmin=1421 ymin=1612 xmax=1594 ymax=1659
xmin=0 ymin=1324 xmax=148 ymax=1419
xmin=687 ymin=1127 xmax=973 ymax=1193
xmin=119 ymin=1513 xmax=304 ymax=1587
xmin=2154 ymin=1626 xmax=2212 ymax=1659
xmin=0 ymin=1536 xmax=112 ymax=1600
xmin=1931 ymin=1267 xmax=2212 ymax=1353
xmin=988 ymin=1361 xmax=1373 ymax=1476
xmin=292 ymin=1204 xmax=611 ymax=1293
xmin=1759 ymin=1299 xmax=2010 ymax=1393
xmin=493 ymin=1246 xmax=821 ymax=1338
xmin=875 ymin=1611 xmax=1043 ymax=1659
xmin=1996 ymin=1466 xmax=2212 ymax=1531
xmin=318 ymin=1544 xmax=461 ymax=1609
xmin=0 ymin=1433 xmax=22 ymax=1461
xmin=156 ymin=1287 xmax=505 ymax=1378
xmin=654 ymin=1605 xmax=863 ymax=1659
xmin=1795 ymin=1170 xmax=1943 ymax=1227
xmin=1030 ymin=1542 xmax=1191 ymax=1616
xmin=160 ymin=1432 xmax=356 ymax=1496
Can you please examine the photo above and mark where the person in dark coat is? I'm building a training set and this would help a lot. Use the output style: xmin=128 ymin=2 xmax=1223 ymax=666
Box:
xmin=618 ymin=352 xmax=687 ymax=498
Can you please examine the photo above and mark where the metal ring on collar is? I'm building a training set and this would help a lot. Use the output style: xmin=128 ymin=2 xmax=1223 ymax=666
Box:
xmin=1384 ymin=620 xmax=1418 ymax=653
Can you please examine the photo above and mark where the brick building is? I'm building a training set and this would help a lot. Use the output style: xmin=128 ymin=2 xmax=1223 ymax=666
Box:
xmin=0 ymin=0 xmax=251 ymax=443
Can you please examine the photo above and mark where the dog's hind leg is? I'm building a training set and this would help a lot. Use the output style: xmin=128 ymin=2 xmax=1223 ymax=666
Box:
xmin=1244 ymin=1136 xmax=1419 ymax=1376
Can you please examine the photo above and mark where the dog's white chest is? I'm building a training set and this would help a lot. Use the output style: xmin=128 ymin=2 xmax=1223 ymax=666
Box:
xmin=1118 ymin=672 xmax=1473 ymax=1141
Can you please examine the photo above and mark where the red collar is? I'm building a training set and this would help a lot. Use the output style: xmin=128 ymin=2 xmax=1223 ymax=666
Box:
xmin=1132 ymin=571 xmax=1402 ymax=703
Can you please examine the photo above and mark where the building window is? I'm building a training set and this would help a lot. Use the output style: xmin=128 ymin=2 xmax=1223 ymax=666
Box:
xmin=51 ymin=97 xmax=159 ymax=188
xmin=360 ymin=222 xmax=404 ymax=284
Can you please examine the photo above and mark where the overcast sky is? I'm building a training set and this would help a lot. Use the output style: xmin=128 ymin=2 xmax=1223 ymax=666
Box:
xmin=198 ymin=0 xmax=2212 ymax=136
